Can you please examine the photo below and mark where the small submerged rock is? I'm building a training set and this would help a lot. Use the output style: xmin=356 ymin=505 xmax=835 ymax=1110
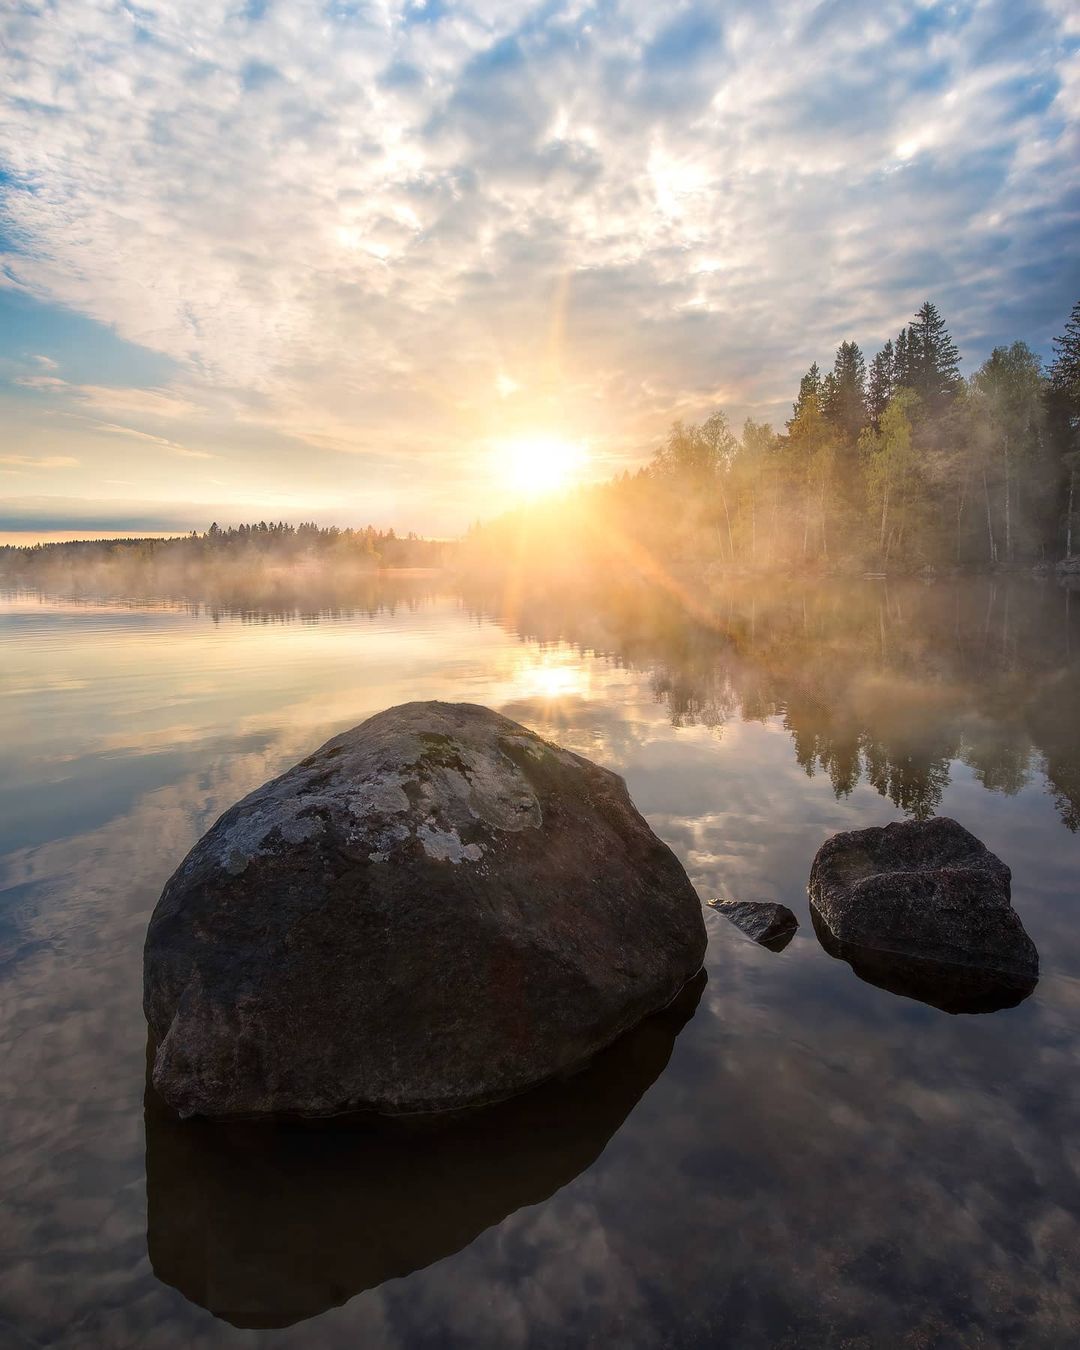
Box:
xmin=143 ymin=701 xmax=707 ymax=1120
xmin=708 ymin=899 xmax=798 ymax=951
xmin=809 ymin=817 xmax=1038 ymax=1013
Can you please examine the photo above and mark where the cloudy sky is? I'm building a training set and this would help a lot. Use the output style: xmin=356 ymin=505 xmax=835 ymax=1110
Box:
xmin=2 ymin=0 xmax=1079 ymax=537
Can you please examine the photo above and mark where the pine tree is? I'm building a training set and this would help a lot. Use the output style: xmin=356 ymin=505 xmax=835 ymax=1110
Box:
xmin=787 ymin=368 xmax=834 ymax=558
xmin=894 ymin=328 xmax=912 ymax=388
xmin=859 ymin=388 xmax=920 ymax=562
xmin=1048 ymin=298 xmax=1080 ymax=557
xmin=821 ymin=371 xmax=839 ymax=423
xmin=1050 ymin=299 xmax=1080 ymax=395
xmin=972 ymin=342 xmax=1045 ymax=564
xmin=789 ymin=362 xmax=823 ymax=428
xmin=825 ymin=341 xmax=868 ymax=442
xmin=908 ymin=300 xmax=961 ymax=408
xmin=867 ymin=341 xmax=894 ymax=426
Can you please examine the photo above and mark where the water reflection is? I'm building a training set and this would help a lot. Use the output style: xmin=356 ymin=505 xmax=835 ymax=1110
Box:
xmin=145 ymin=974 xmax=704 ymax=1330
xmin=3 ymin=581 xmax=1080 ymax=1346
xmin=810 ymin=908 xmax=1039 ymax=1014
xmin=467 ymin=576 xmax=1080 ymax=832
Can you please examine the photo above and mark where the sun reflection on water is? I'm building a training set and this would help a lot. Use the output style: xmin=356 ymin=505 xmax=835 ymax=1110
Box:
xmin=512 ymin=655 xmax=590 ymax=702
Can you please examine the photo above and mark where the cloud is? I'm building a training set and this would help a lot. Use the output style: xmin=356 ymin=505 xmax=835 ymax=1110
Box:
xmin=0 ymin=0 xmax=1078 ymax=528
xmin=87 ymin=422 xmax=214 ymax=459
xmin=15 ymin=373 xmax=68 ymax=393
xmin=0 ymin=453 xmax=79 ymax=469
xmin=10 ymin=370 xmax=214 ymax=461
xmin=16 ymin=374 xmax=198 ymax=422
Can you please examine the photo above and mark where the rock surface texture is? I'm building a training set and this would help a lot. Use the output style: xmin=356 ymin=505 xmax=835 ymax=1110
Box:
xmin=144 ymin=701 xmax=707 ymax=1119
xmin=809 ymin=817 xmax=1038 ymax=1013
xmin=708 ymin=899 xmax=798 ymax=950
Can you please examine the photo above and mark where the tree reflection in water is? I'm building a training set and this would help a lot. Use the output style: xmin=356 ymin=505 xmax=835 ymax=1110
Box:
xmin=465 ymin=576 xmax=1080 ymax=831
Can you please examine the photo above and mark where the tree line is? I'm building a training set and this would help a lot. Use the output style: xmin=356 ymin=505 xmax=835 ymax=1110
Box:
xmin=0 ymin=521 xmax=450 ymax=572
xmin=470 ymin=298 xmax=1079 ymax=578
xmin=0 ymin=520 xmax=452 ymax=606
xmin=687 ymin=298 xmax=1078 ymax=569
xmin=195 ymin=520 xmax=449 ymax=567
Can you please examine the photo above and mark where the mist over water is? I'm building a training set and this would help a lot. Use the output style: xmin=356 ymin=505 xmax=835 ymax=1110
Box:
xmin=2 ymin=575 xmax=1080 ymax=1347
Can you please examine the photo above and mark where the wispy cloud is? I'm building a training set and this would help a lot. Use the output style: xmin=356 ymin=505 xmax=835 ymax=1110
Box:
xmin=1 ymin=0 xmax=1078 ymax=527
xmin=0 ymin=454 xmax=79 ymax=469
xmin=15 ymin=374 xmax=68 ymax=393
xmin=89 ymin=423 xmax=214 ymax=459
xmin=16 ymin=375 xmax=198 ymax=422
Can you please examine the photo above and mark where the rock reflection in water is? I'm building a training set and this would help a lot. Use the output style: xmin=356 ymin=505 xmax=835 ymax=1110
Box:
xmin=760 ymin=928 xmax=796 ymax=954
xmin=145 ymin=971 xmax=705 ymax=1329
xmin=810 ymin=908 xmax=1038 ymax=1014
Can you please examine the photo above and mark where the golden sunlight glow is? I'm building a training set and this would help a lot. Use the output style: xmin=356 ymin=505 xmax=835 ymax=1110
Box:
xmin=513 ymin=655 xmax=589 ymax=702
xmin=498 ymin=436 xmax=589 ymax=499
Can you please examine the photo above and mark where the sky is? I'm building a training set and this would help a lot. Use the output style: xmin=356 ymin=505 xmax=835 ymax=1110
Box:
xmin=1 ymin=0 xmax=1079 ymax=538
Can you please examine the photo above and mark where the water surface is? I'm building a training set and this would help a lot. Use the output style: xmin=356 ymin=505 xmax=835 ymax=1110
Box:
xmin=2 ymin=578 xmax=1079 ymax=1347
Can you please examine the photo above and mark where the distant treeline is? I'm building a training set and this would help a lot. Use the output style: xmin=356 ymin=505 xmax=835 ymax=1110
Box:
xmin=466 ymin=297 xmax=1080 ymax=578
xmin=0 ymin=521 xmax=453 ymax=605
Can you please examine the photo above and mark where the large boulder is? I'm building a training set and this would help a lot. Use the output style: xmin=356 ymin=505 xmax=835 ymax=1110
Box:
xmin=144 ymin=701 xmax=707 ymax=1119
xmin=809 ymin=817 xmax=1038 ymax=1013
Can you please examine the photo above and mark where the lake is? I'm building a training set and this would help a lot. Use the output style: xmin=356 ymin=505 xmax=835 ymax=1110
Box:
xmin=2 ymin=575 xmax=1079 ymax=1347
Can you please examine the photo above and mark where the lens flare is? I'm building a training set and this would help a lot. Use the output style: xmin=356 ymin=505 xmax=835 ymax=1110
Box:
xmin=498 ymin=436 xmax=588 ymax=499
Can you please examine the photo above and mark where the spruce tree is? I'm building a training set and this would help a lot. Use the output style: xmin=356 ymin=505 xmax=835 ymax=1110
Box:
xmin=908 ymin=300 xmax=961 ymax=408
xmin=789 ymin=362 xmax=823 ymax=428
xmin=821 ymin=371 xmax=840 ymax=423
xmin=1049 ymin=298 xmax=1080 ymax=557
xmin=867 ymin=341 xmax=894 ymax=426
xmin=893 ymin=327 xmax=912 ymax=388
xmin=971 ymin=341 xmax=1045 ymax=564
xmin=826 ymin=340 xmax=868 ymax=442
xmin=1049 ymin=299 xmax=1080 ymax=394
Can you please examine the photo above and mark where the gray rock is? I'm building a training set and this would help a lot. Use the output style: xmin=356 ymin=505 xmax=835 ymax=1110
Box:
xmin=809 ymin=817 xmax=1038 ymax=1013
xmin=143 ymin=701 xmax=707 ymax=1119
xmin=709 ymin=899 xmax=798 ymax=950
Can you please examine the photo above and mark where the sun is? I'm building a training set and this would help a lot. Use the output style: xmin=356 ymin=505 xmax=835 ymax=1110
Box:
xmin=498 ymin=435 xmax=589 ymax=499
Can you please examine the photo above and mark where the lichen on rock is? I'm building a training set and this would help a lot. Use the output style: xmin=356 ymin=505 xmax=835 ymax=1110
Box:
xmin=144 ymin=701 xmax=707 ymax=1120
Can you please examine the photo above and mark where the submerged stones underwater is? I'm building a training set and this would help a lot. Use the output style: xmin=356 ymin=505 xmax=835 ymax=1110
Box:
xmin=143 ymin=701 xmax=708 ymax=1120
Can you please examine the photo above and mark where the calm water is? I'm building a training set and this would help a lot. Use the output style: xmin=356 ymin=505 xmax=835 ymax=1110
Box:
xmin=2 ymin=577 xmax=1080 ymax=1348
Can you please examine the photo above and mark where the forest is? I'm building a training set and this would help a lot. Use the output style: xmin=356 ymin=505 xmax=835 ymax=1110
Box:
xmin=4 ymin=299 xmax=1079 ymax=598
xmin=0 ymin=521 xmax=450 ymax=607
xmin=466 ymin=298 xmax=1080 ymax=580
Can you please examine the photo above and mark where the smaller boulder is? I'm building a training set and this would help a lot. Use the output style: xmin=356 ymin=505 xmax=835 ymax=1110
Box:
xmin=709 ymin=899 xmax=798 ymax=951
xmin=809 ymin=817 xmax=1038 ymax=1013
